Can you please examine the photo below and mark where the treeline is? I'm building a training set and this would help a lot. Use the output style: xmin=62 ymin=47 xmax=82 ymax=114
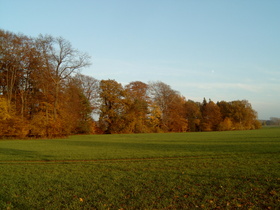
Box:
xmin=98 ymin=80 xmax=261 ymax=134
xmin=0 ymin=30 xmax=261 ymax=138
xmin=260 ymin=117 xmax=280 ymax=126
xmin=0 ymin=29 xmax=92 ymax=137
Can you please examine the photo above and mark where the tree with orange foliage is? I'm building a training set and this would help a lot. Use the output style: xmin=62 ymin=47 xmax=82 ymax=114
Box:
xmin=99 ymin=80 xmax=129 ymax=134
xmin=125 ymin=81 xmax=150 ymax=133
xmin=0 ymin=29 xmax=262 ymax=137
xmin=217 ymin=100 xmax=261 ymax=130
xmin=184 ymin=100 xmax=202 ymax=132
xmin=36 ymin=35 xmax=91 ymax=120
xmin=201 ymin=99 xmax=222 ymax=131
xmin=148 ymin=81 xmax=187 ymax=132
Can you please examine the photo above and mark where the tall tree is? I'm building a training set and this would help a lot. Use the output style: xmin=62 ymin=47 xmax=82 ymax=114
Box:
xmin=125 ymin=81 xmax=149 ymax=133
xmin=0 ymin=30 xmax=93 ymax=137
xmin=72 ymin=73 xmax=99 ymax=112
xmin=230 ymin=100 xmax=259 ymax=130
xmin=0 ymin=30 xmax=43 ymax=137
xmin=99 ymin=80 xmax=128 ymax=134
xmin=0 ymin=30 xmax=29 ymax=112
xmin=165 ymin=94 xmax=188 ymax=132
xmin=63 ymin=77 xmax=94 ymax=134
xmin=148 ymin=81 xmax=187 ymax=132
xmin=36 ymin=35 xmax=91 ymax=120
xmin=217 ymin=100 xmax=261 ymax=130
xmin=184 ymin=100 xmax=202 ymax=132
xmin=201 ymin=99 xmax=222 ymax=131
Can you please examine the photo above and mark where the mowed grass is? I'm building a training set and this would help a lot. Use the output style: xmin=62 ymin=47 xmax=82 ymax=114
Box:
xmin=0 ymin=128 xmax=279 ymax=209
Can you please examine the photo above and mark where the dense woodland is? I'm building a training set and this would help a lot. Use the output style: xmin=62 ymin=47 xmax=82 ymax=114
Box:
xmin=0 ymin=30 xmax=261 ymax=138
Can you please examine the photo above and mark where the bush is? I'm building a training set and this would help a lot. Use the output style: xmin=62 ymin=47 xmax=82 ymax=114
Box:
xmin=0 ymin=117 xmax=29 ymax=138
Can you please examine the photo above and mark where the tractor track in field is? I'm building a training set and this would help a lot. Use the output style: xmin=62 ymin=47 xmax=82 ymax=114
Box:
xmin=0 ymin=154 xmax=231 ymax=165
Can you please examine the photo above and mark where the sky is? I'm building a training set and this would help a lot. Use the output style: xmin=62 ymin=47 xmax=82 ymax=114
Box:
xmin=1 ymin=0 xmax=279 ymax=120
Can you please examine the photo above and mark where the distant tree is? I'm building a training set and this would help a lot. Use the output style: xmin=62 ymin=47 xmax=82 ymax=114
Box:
xmin=63 ymin=77 xmax=94 ymax=134
xmin=201 ymin=99 xmax=222 ymax=131
xmin=184 ymin=100 xmax=202 ymax=132
xmin=217 ymin=101 xmax=231 ymax=119
xmin=217 ymin=100 xmax=260 ymax=130
xmin=148 ymin=81 xmax=187 ymax=132
xmin=148 ymin=102 xmax=163 ymax=133
xmin=0 ymin=29 xmax=262 ymax=137
xmin=36 ymin=35 xmax=91 ymax=120
xmin=270 ymin=117 xmax=280 ymax=126
xmin=72 ymin=73 xmax=99 ymax=111
xmin=230 ymin=100 xmax=257 ymax=129
xmin=125 ymin=81 xmax=150 ymax=133
xmin=218 ymin=117 xmax=233 ymax=131
xmin=98 ymin=79 xmax=129 ymax=134
xmin=166 ymin=94 xmax=188 ymax=132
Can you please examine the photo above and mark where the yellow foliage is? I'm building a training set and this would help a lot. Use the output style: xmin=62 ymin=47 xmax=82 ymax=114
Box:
xmin=30 ymin=112 xmax=50 ymax=137
xmin=0 ymin=98 xmax=29 ymax=138
xmin=148 ymin=102 xmax=162 ymax=132
xmin=218 ymin=117 xmax=233 ymax=131
xmin=0 ymin=97 xmax=11 ymax=120
xmin=30 ymin=110 xmax=70 ymax=137
xmin=0 ymin=116 xmax=29 ymax=138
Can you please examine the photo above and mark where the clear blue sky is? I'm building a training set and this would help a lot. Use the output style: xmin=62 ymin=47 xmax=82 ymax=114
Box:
xmin=1 ymin=0 xmax=279 ymax=120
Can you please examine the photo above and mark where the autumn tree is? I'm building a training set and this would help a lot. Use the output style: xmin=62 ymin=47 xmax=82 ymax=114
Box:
xmin=218 ymin=117 xmax=233 ymax=131
xmin=148 ymin=81 xmax=187 ymax=132
xmin=216 ymin=101 xmax=233 ymax=130
xmin=184 ymin=100 xmax=202 ymax=132
xmin=124 ymin=81 xmax=149 ymax=133
xmin=73 ymin=73 xmax=99 ymax=113
xmin=165 ymin=94 xmax=188 ymax=132
xmin=217 ymin=100 xmax=261 ymax=130
xmin=0 ymin=96 xmax=28 ymax=138
xmin=98 ymin=79 xmax=129 ymax=134
xmin=0 ymin=29 xmax=262 ymax=137
xmin=201 ymin=99 xmax=222 ymax=131
xmin=0 ymin=30 xmax=93 ymax=137
xmin=36 ymin=35 xmax=91 ymax=120
xmin=0 ymin=30 xmax=33 ymax=113
xmin=62 ymin=76 xmax=94 ymax=134
xmin=229 ymin=100 xmax=260 ymax=130
xmin=148 ymin=102 xmax=163 ymax=133
xmin=0 ymin=30 xmax=42 ymax=137
xmin=0 ymin=97 xmax=10 ymax=120
xmin=65 ymin=74 xmax=99 ymax=134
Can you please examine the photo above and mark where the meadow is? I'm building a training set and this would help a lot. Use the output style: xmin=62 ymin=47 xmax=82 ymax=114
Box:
xmin=0 ymin=127 xmax=279 ymax=209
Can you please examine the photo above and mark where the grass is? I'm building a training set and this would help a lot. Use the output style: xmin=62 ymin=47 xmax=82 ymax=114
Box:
xmin=0 ymin=127 xmax=279 ymax=209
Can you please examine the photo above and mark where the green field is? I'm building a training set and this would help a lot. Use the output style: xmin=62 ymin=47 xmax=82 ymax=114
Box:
xmin=1 ymin=128 xmax=280 ymax=209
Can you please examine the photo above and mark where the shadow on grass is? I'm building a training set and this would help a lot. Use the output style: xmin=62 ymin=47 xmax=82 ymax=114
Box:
xmin=0 ymin=148 xmax=53 ymax=160
xmin=52 ymin=140 xmax=263 ymax=154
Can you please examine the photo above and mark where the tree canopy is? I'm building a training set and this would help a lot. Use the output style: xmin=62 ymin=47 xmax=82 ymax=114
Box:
xmin=0 ymin=29 xmax=261 ymax=138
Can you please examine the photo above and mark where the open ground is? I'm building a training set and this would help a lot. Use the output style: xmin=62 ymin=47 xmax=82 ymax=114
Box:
xmin=0 ymin=127 xmax=279 ymax=209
